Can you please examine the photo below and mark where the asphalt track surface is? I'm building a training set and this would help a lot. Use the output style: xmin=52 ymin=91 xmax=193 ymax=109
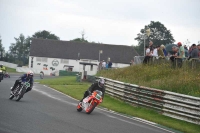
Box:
xmin=0 ymin=74 xmax=176 ymax=133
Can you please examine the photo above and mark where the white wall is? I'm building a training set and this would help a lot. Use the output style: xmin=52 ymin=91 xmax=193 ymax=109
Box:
xmin=0 ymin=61 xmax=17 ymax=69
xmin=28 ymin=56 xmax=130 ymax=76
xmin=29 ymin=56 xmax=99 ymax=76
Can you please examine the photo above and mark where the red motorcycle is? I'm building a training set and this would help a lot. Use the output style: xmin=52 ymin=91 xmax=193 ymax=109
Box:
xmin=4 ymin=73 xmax=10 ymax=78
xmin=77 ymin=90 xmax=103 ymax=114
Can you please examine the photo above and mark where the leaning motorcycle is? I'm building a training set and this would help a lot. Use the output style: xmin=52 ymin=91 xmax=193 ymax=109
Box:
xmin=77 ymin=90 xmax=103 ymax=114
xmin=9 ymin=80 xmax=30 ymax=101
xmin=4 ymin=72 xmax=10 ymax=78
xmin=0 ymin=70 xmax=3 ymax=82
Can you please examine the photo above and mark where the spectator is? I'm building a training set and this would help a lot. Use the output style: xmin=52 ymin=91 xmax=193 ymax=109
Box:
xmin=184 ymin=45 xmax=189 ymax=58
xmin=197 ymin=44 xmax=200 ymax=58
xmin=108 ymin=61 xmax=112 ymax=68
xmin=170 ymin=46 xmax=179 ymax=67
xmin=189 ymin=44 xmax=199 ymax=59
xmin=149 ymin=40 xmax=154 ymax=53
xmin=98 ymin=61 xmax=102 ymax=71
xmin=143 ymin=46 xmax=152 ymax=64
xmin=106 ymin=62 xmax=109 ymax=69
xmin=152 ymin=46 xmax=158 ymax=57
xmin=102 ymin=60 xmax=106 ymax=69
xmin=188 ymin=45 xmax=193 ymax=57
xmin=160 ymin=44 xmax=168 ymax=57
xmin=177 ymin=42 xmax=185 ymax=58
xmin=157 ymin=45 xmax=165 ymax=58
xmin=176 ymin=42 xmax=185 ymax=68
xmin=130 ymin=60 xmax=134 ymax=66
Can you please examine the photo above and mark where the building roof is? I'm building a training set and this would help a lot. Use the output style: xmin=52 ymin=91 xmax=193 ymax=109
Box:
xmin=30 ymin=38 xmax=139 ymax=64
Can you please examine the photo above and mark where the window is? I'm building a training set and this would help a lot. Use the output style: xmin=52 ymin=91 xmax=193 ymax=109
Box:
xmin=36 ymin=57 xmax=41 ymax=62
xmin=90 ymin=65 xmax=93 ymax=71
xmin=80 ymin=59 xmax=89 ymax=62
xmin=61 ymin=59 xmax=69 ymax=64
xmin=36 ymin=57 xmax=47 ymax=62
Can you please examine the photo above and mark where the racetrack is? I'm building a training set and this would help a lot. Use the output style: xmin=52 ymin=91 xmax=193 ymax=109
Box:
xmin=0 ymin=74 xmax=175 ymax=133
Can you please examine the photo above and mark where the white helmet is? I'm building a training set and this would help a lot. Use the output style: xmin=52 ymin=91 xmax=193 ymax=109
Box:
xmin=98 ymin=78 xmax=105 ymax=88
xmin=27 ymin=70 xmax=34 ymax=78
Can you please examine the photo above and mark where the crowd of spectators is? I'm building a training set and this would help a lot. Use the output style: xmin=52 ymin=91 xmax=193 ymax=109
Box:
xmin=143 ymin=41 xmax=200 ymax=67
xmin=98 ymin=60 xmax=113 ymax=70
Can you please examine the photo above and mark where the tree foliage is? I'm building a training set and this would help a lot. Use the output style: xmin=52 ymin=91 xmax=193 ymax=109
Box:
xmin=9 ymin=34 xmax=31 ymax=66
xmin=0 ymin=36 xmax=5 ymax=60
xmin=32 ymin=30 xmax=60 ymax=40
xmin=70 ymin=38 xmax=89 ymax=43
xmin=134 ymin=21 xmax=175 ymax=55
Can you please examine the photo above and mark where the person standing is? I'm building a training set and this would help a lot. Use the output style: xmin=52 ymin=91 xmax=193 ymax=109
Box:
xmin=190 ymin=44 xmax=199 ymax=59
xmin=108 ymin=61 xmax=112 ymax=68
xmin=197 ymin=44 xmax=200 ymax=58
xmin=102 ymin=60 xmax=106 ymax=69
xmin=176 ymin=42 xmax=185 ymax=68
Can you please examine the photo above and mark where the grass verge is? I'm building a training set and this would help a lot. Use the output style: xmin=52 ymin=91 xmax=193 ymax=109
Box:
xmin=97 ymin=63 xmax=200 ymax=97
xmin=36 ymin=76 xmax=200 ymax=133
xmin=6 ymin=67 xmax=17 ymax=73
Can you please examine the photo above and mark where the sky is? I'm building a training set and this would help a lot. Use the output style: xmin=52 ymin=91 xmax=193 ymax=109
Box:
xmin=0 ymin=0 xmax=200 ymax=51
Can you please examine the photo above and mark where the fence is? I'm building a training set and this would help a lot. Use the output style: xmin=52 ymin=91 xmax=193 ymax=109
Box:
xmin=97 ymin=77 xmax=200 ymax=125
xmin=134 ymin=56 xmax=200 ymax=69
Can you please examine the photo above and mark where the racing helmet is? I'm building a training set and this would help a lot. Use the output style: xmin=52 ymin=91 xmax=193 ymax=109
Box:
xmin=98 ymin=78 xmax=105 ymax=88
xmin=27 ymin=70 xmax=34 ymax=78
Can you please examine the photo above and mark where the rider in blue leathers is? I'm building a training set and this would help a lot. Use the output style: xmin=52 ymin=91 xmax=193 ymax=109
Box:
xmin=11 ymin=71 xmax=34 ymax=93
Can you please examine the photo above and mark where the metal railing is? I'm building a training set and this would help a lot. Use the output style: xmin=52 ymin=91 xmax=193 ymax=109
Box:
xmin=97 ymin=77 xmax=200 ymax=125
xmin=134 ymin=56 xmax=200 ymax=69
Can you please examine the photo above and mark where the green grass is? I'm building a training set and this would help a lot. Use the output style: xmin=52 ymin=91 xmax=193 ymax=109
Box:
xmin=97 ymin=63 xmax=200 ymax=97
xmin=36 ymin=76 xmax=200 ymax=133
xmin=6 ymin=67 xmax=17 ymax=73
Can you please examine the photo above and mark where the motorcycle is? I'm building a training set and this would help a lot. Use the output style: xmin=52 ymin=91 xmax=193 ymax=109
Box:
xmin=0 ymin=70 xmax=3 ymax=82
xmin=9 ymin=80 xmax=30 ymax=101
xmin=4 ymin=73 xmax=10 ymax=78
xmin=77 ymin=90 xmax=103 ymax=114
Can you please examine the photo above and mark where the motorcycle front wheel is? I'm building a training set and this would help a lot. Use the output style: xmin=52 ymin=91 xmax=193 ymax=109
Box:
xmin=77 ymin=102 xmax=83 ymax=112
xmin=9 ymin=94 xmax=14 ymax=100
xmin=86 ymin=102 xmax=97 ymax=114
xmin=16 ymin=87 xmax=25 ymax=101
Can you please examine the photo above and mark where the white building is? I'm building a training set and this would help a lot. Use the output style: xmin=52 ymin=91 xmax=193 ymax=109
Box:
xmin=29 ymin=38 xmax=139 ymax=78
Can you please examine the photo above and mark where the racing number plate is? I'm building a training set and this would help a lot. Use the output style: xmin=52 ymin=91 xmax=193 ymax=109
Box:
xmin=95 ymin=94 xmax=101 ymax=100
xmin=24 ymin=82 xmax=30 ymax=87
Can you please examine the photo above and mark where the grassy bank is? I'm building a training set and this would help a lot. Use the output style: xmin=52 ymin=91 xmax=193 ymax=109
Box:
xmin=97 ymin=63 xmax=200 ymax=97
xmin=36 ymin=76 xmax=200 ymax=133
xmin=6 ymin=67 xmax=17 ymax=73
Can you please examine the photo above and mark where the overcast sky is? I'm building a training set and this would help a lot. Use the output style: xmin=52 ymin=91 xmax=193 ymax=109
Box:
xmin=0 ymin=0 xmax=200 ymax=51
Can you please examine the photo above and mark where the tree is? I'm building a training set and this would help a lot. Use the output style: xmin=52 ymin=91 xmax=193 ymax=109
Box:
xmin=70 ymin=30 xmax=89 ymax=43
xmin=9 ymin=34 xmax=31 ymax=66
xmin=0 ymin=36 xmax=5 ymax=61
xmin=70 ymin=38 xmax=89 ymax=43
xmin=70 ymin=30 xmax=103 ymax=43
xmin=135 ymin=21 xmax=175 ymax=55
xmin=32 ymin=30 xmax=60 ymax=40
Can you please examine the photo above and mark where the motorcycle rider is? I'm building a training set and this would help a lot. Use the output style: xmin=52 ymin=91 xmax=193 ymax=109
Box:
xmin=11 ymin=71 xmax=34 ymax=94
xmin=79 ymin=78 xmax=106 ymax=103
xmin=0 ymin=64 xmax=6 ymax=81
